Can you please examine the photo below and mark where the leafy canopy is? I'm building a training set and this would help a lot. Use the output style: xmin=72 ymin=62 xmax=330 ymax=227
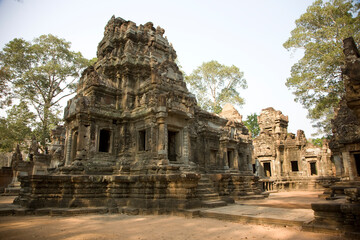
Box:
xmin=0 ymin=102 xmax=35 ymax=152
xmin=0 ymin=34 xmax=91 ymax=146
xmin=283 ymin=0 xmax=360 ymax=136
xmin=185 ymin=60 xmax=247 ymax=114
xmin=244 ymin=113 xmax=260 ymax=138
xmin=310 ymin=137 xmax=326 ymax=147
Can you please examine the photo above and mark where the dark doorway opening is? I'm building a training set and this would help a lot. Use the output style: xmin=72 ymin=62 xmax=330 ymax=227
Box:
xmin=354 ymin=154 xmax=360 ymax=176
xmin=168 ymin=131 xmax=178 ymax=161
xmin=227 ymin=150 xmax=234 ymax=168
xmin=291 ymin=161 xmax=299 ymax=172
xmin=264 ymin=162 xmax=271 ymax=177
xmin=310 ymin=162 xmax=317 ymax=175
xmin=138 ymin=130 xmax=146 ymax=151
xmin=252 ymin=164 xmax=256 ymax=174
xmin=99 ymin=129 xmax=111 ymax=152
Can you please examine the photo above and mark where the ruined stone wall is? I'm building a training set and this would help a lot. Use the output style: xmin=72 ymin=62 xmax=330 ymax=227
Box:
xmin=16 ymin=172 xmax=201 ymax=210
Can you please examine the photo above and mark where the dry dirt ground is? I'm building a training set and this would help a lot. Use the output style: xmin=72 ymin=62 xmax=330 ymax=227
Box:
xmin=0 ymin=192 xmax=343 ymax=240
xmin=0 ymin=213 xmax=341 ymax=240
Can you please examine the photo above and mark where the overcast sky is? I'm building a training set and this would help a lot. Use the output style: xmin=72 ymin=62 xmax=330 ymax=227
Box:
xmin=0 ymin=0 xmax=320 ymax=136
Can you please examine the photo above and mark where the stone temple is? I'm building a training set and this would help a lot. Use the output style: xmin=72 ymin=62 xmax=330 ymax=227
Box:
xmin=253 ymin=107 xmax=338 ymax=191
xmin=3 ymin=16 xmax=359 ymax=238
xmin=15 ymin=16 xmax=263 ymax=211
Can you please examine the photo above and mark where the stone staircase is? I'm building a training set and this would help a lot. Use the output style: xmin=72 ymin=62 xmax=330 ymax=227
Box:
xmin=196 ymin=175 xmax=228 ymax=208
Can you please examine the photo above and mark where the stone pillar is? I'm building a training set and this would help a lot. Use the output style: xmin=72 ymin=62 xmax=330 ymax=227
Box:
xmin=271 ymin=159 xmax=276 ymax=178
xmin=342 ymin=151 xmax=352 ymax=180
xmin=284 ymin=148 xmax=290 ymax=176
xmin=65 ymin=128 xmax=72 ymax=166
xmin=116 ymin=71 xmax=121 ymax=110
xmin=158 ymin=122 xmax=168 ymax=158
xmin=156 ymin=104 xmax=167 ymax=159
xmin=233 ymin=149 xmax=239 ymax=169
xmin=157 ymin=95 xmax=168 ymax=160
xmin=183 ymin=126 xmax=189 ymax=165
xmin=275 ymin=148 xmax=281 ymax=177
xmin=121 ymin=68 xmax=132 ymax=110
xmin=223 ymin=147 xmax=229 ymax=169
xmin=76 ymin=123 xmax=86 ymax=157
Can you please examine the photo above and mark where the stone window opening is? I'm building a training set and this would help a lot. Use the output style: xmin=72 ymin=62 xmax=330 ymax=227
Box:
xmin=138 ymin=130 xmax=146 ymax=151
xmin=227 ymin=149 xmax=234 ymax=168
xmin=168 ymin=130 xmax=179 ymax=162
xmin=291 ymin=161 xmax=299 ymax=172
xmin=252 ymin=164 xmax=256 ymax=174
xmin=99 ymin=129 xmax=111 ymax=153
xmin=310 ymin=162 xmax=317 ymax=175
xmin=354 ymin=153 xmax=360 ymax=176
xmin=263 ymin=162 xmax=271 ymax=177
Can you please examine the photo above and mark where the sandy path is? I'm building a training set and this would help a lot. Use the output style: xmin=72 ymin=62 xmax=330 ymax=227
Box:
xmin=0 ymin=214 xmax=341 ymax=240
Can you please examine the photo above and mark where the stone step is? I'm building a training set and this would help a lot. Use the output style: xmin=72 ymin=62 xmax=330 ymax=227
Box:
xmin=3 ymin=187 xmax=20 ymax=196
xmin=196 ymin=175 xmax=224 ymax=203
xmin=196 ymin=189 xmax=213 ymax=194
xmin=198 ymin=178 xmax=211 ymax=182
xmin=196 ymin=185 xmax=214 ymax=191
xmin=0 ymin=207 xmax=110 ymax=216
xmin=236 ymin=195 xmax=267 ymax=200
xmin=197 ymin=181 xmax=213 ymax=186
xmin=199 ymin=193 xmax=219 ymax=199
xmin=201 ymin=200 xmax=228 ymax=208
xmin=196 ymin=205 xmax=314 ymax=227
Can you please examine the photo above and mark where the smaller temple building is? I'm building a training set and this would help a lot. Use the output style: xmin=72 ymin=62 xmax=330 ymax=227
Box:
xmin=253 ymin=107 xmax=337 ymax=191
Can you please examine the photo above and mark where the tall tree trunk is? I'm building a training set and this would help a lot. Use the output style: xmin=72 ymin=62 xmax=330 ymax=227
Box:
xmin=41 ymin=103 xmax=51 ymax=152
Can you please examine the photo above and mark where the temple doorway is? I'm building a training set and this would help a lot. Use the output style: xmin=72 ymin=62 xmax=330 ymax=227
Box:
xmin=168 ymin=130 xmax=178 ymax=161
xmin=263 ymin=162 xmax=271 ymax=177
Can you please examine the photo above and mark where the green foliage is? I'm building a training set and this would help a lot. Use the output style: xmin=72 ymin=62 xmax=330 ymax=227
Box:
xmin=185 ymin=60 xmax=247 ymax=114
xmin=244 ymin=113 xmax=260 ymax=138
xmin=89 ymin=57 xmax=98 ymax=66
xmin=283 ymin=0 xmax=360 ymax=136
xmin=311 ymin=137 xmax=324 ymax=147
xmin=0 ymin=102 xmax=35 ymax=152
xmin=0 ymin=34 xmax=91 ymax=146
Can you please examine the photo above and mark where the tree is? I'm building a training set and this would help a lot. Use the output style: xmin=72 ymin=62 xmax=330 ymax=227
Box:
xmin=244 ymin=113 xmax=260 ymax=138
xmin=0 ymin=102 xmax=35 ymax=152
xmin=0 ymin=34 xmax=91 ymax=146
xmin=283 ymin=0 xmax=360 ymax=136
xmin=185 ymin=60 xmax=247 ymax=114
xmin=311 ymin=137 xmax=325 ymax=147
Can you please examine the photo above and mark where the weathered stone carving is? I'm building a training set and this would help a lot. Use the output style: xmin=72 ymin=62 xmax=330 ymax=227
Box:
xmin=330 ymin=37 xmax=360 ymax=181
xmin=253 ymin=107 xmax=337 ymax=191
xmin=343 ymin=37 xmax=360 ymax=120
xmin=308 ymin=37 xmax=360 ymax=237
xmin=16 ymin=16 xmax=263 ymax=211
